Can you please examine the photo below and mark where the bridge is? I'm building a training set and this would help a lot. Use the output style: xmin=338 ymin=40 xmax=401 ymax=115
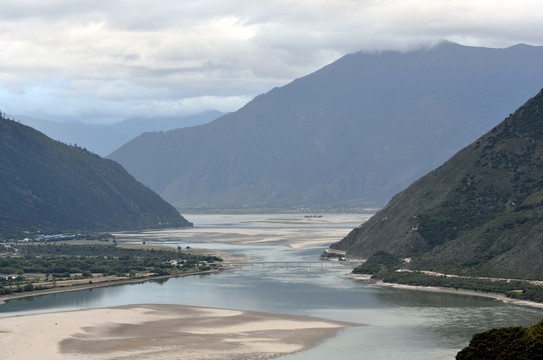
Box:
xmin=209 ymin=260 xmax=363 ymax=270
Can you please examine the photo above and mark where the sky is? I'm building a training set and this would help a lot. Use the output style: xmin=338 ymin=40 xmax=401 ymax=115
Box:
xmin=0 ymin=0 xmax=542 ymax=124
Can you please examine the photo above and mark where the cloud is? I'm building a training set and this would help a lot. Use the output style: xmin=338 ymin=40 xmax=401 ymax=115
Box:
xmin=0 ymin=0 xmax=542 ymax=123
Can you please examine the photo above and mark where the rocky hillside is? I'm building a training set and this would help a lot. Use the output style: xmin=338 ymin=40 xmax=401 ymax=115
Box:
xmin=109 ymin=42 xmax=543 ymax=209
xmin=0 ymin=113 xmax=192 ymax=238
xmin=329 ymin=89 xmax=543 ymax=280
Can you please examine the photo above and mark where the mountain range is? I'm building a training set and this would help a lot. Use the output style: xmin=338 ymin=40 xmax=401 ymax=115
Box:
xmin=109 ymin=42 xmax=543 ymax=209
xmin=329 ymin=88 xmax=543 ymax=279
xmin=15 ymin=111 xmax=223 ymax=156
xmin=0 ymin=113 xmax=192 ymax=238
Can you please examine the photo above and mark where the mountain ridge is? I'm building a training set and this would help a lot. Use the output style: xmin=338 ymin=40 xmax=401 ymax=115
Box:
xmin=109 ymin=42 xmax=543 ymax=209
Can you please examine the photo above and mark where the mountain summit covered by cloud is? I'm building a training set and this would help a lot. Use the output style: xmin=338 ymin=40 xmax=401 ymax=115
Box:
xmin=1 ymin=1 xmax=542 ymax=124
xmin=109 ymin=42 xmax=543 ymax=209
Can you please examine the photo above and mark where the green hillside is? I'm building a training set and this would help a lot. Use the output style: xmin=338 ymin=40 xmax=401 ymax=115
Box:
xmin=456 ymin=319 xmax=543 ymax=360
xmin=0 ymin=112 xmax=191 ymax=238
xmin=329 ymin=88 xmax=543 ymax=280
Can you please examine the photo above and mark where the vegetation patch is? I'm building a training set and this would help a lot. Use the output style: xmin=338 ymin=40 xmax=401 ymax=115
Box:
xmin=352 ymin=251 xmax=402 ymax=275
xmin=368 ymin=270 xmax=543 ymax=303
xmin=0 ymin=242 xmax=222 ymax=296
xmin=456 ymin=319 xmax=543 ymax=360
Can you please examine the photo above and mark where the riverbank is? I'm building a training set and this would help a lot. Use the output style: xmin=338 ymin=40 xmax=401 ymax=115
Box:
xmin=348 ymin=274 xmax=543 ymax=309
xmin=0 ymin=270 xmax=215 ymax=306
xmin=0 ymin=248 xmax=248 ymax=306
xmin=0 ymin=304 xmax=359 ymax=360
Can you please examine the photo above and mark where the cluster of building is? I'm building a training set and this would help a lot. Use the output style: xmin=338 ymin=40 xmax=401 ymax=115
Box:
xmin=26 ymin=233 xmax=78 ymax=242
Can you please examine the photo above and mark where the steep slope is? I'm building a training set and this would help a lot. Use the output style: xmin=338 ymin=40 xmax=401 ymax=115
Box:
xmin=330 ymin=88 xmax=543 ymax=279
xmin=0 ymin=113 xmax=192 ymax=238
xmin=109 ymin=42 xmax=543 ymax=209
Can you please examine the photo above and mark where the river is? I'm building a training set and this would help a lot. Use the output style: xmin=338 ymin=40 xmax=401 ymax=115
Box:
xmin=1 ymin=213 xmax=542 ymax=359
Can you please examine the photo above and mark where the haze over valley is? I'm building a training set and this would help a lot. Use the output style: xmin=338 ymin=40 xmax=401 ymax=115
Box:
xmin=14 ymin=111 xmax=224 ymax=156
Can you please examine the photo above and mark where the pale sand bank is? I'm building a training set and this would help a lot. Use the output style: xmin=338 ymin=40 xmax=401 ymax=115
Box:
xmin=0 ymin=304 xmax=359 ymax=360
xmin=114 ymin=213 xmax=370 ymax=249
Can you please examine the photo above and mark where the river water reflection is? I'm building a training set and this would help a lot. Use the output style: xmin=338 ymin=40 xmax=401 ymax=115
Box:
xmin=1 ymin=214 xmax=542 ymax=359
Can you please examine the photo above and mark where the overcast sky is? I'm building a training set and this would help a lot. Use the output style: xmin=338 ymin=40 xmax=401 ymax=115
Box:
xmin=1 ymin=0 xmax=542 ymax=124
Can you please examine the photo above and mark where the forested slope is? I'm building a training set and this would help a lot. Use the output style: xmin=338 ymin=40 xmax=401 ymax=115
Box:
xmin=0 ymin=113 xmax=191 ymax=238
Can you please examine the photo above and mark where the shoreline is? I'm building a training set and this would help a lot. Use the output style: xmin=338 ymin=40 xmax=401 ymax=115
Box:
xmin=0 ymin=248 xmax=248 ymax=307
xmin=347 ymin=274 xmax=543 ymax=309
xmin=6 ymin=264 xmax=542 ymax=311
xmin=5 ymin=261 xmax=542 ymax=311
xmin=0 ymin=270 xmax=218 ymax=306
xmin=0 ymin=303 xmax=360 ymax=360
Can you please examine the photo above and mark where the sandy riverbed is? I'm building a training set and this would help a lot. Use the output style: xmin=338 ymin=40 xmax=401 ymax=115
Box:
xmin=0 ymin=304 xmax=359 ymax=360
xmin=114 ymin=213 xmax=369 ymax=249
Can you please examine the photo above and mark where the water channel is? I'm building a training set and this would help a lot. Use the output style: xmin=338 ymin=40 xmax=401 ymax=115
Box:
xmin=1 ymin=214 xmax=542 ymax=359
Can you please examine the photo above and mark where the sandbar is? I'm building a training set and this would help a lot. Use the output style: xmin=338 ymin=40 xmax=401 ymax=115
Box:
xmin=114 ymin=213 xmax=370 ymax=249
xmin=0 ymin=304 xmax=359 ymax=360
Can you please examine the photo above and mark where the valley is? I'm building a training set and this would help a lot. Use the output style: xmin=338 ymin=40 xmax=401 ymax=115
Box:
xmin=1 ymin=214 xmax=541 ymax=359
xmin=1 ymin=9 xmax=543 ymax=356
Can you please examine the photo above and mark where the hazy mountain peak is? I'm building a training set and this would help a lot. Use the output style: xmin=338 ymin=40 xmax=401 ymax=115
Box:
xmin=110 ymin=43 xmax=543 ymax=210
xmin=14 ymin=111 xmax=224 ymax=156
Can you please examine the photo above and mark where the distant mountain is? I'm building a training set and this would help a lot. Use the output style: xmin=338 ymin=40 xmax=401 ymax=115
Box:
xmin=110 ymin=111 xmax=225 ymax=140
xmin=15 ymin=116 xmax=126 ymax=157
xmin=15 ymin=111 xmax=223 ymax=156
xmin=0 ymin=113 xmax=192 ymax=238
xmin=329 ymin=88 xmax=543 ymax=279
xmin=109 ymin=42 xmax=543 ymax=209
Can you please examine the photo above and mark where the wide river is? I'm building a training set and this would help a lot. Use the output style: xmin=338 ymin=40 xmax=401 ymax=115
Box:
xmin=1 ymin=214 xmax=542 ymax=359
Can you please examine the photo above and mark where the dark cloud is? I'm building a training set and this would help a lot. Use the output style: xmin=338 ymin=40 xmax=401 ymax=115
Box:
xmin=0 ymin=0 xmax=541 ymax=123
